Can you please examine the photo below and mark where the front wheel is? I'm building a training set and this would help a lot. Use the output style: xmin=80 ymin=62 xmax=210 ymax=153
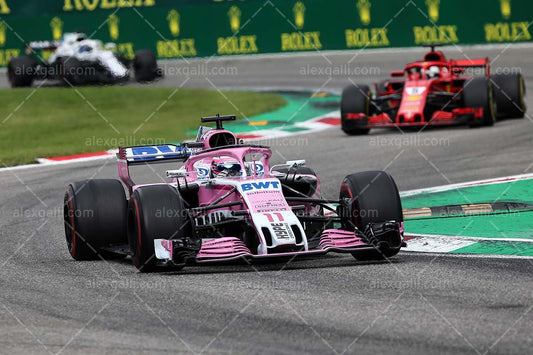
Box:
xmin=463 ymin=77 xmax=496 ymax=127
xmin=340 ymin=84 xmax=371 ymax=135
xmin=128 ymin=185 xmax=196 ymax=272
xmin=134 ymin=50 xmax=160 ymax=82
xmin=339 ymin=171 xmax=403 ymax=259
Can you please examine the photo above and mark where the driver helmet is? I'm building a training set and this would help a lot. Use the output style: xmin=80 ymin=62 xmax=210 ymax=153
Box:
xmin=427 ymin=66 xmax=440 ymax=79
xmin=211 ymin=158 xmax=242 ymax=177
xmin=79 ymin=44 xmax=93 ymax=53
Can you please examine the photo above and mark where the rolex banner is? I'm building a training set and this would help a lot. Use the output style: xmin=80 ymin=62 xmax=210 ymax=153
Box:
xmin=0 ymin=0 xmax=530 ymax=65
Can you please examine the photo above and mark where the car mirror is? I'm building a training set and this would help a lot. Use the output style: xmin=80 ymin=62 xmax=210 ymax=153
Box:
xmin=166 ymin=170 xmax=188 ymax=178
xmin=390 ymin=70 xmax=404 ymax=77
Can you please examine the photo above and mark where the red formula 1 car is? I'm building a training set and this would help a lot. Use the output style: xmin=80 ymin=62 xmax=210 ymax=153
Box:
xmin=340 ymin=45 xmax=527 ymax=135
xmin=64 ymin=115 xmax=404 ymax=272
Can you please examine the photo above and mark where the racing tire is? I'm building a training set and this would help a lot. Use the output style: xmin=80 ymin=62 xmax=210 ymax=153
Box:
xmin=463 ymin=77 xmax=496 ymax=127
xmin=62 ymin=57 xmax=86 ymax=86
xmin=134 ymin=50 xmax=159 ymax=82
xmin=492 ymin=73 xmax=526 ymax=119
xmin=7 ymin=56 xmax=36 ymax=88
xmin=340 ymin=84 xmax=371 ymax=135
xmin=128 ymin=185 xmax=193 ymax=272
xmin=64 ymin=179 xmax=128 ymax=261
xmin=339 ymin=171 xmax=403 ymax=259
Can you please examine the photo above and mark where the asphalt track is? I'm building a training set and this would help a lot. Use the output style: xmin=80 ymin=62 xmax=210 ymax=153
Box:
xmin=1 ymin=46 xmax=532 ymax=354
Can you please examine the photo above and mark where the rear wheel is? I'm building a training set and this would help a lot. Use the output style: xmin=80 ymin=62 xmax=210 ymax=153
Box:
xmin=340 ymin=84 xmax=371 ymax=135
xmin=463 ymin=77 xmax=496 ymax=127
xmin=128 ymin=185 xmax=194 ymax=272
xmin=64 ymin=179 xmax=128 ymax=260
xmin=492 ymin=73 xmax=526 ymax=119
xmin=134 ymin=50 xmax=159 ymax=82
xmin=7 ymin=56 xmax=35 ymax=88
xmin=339 ymin=171 xmax=403 ymax=259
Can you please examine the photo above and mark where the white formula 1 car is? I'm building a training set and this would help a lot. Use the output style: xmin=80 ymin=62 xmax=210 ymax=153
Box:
xmin=7 ymin=32 xmax=161 ymax=87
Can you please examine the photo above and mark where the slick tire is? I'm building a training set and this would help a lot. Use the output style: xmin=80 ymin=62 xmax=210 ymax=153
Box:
xmin=134 ymin=49 xmax=159 ymax=82
xmin=64 ymin=179 xmax=128 ymax=260
xmin=128 ymin=185 xmax=191 ymax=272
xmin=7 ymin=56 xmax=36 ymax=88
xmin=492 ymin=73 xmax=526 ymax=119
xmin=339 ymin=171 xmax=403 ymax=259
xmin=463 ymin=77 xmax=496 ymax=127
xmin=340 ymin=84 xmax=371 ymax=135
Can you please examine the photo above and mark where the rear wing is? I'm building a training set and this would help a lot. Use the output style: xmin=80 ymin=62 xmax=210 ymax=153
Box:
xmin=28 ymin=41 xmax=60 ymax=51
xmin=117 ymin=143 xmax=204 ymax=189
xmin=117 ymin=143 xmax=203 ymax=165
xmin=451 ymin=58 xmax=490 ymax=76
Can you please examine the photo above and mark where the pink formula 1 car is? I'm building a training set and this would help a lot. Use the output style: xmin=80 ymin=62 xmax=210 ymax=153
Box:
xmin=64 ymin=115 xmax=404 ymax=272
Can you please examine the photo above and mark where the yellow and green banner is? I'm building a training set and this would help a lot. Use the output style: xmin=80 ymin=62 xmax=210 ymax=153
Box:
xmin=0 ymin=0 xmax=531 ymax=65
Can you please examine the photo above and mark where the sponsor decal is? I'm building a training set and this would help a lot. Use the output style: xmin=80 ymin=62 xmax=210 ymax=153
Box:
xmin=484 ymin=0 xmax=530 ymax=43
xmin=426 ymin=0 xmax=440 ymax=22
xmin=217 ymin=6 xmax=258 ymax=55
xmin=129 ymin=145 xmax=188 ymax=161
xmin=241 ymin=181 xmax=280 ymax=191
xmin=0 ymin=22 xmax=5 ymax=46
xmin=108 ymin=14 xmax=120 ymax=40
xmin=0 ymin=0 xmax=9 ymax=14
xmin=63 ymin=0 xmax=155 ymax=12
xmin=345 ymin=0 xmax=389 ymax=48
xmin=254 ymin=162 xmax=265 ymax=176
xmin=0 ymin=48 xmax=19 ymax=66
xmin=117 ymin=42 xmax=135 ymax=59
xmin=357 ymin=0 xmax=371 ymax=25
xmin=281 ymin=2 xmax=322 ymax=51
xmin=413 ymin=1 xmax=459 ymax=45
xmin=167 ymin=9 xmax=180 ymax=37
xmin=413 ymin=25 xmax=459 ymax=45
xmin=405 ymin=87 xmax=426 ymax=95
xmin=500 ymin=0 xmax=511 ymax=19
xmin=195 ymin=165 xmax=210 ymax=180
xmin=157 ymin=9 xmax=197 ymax=58
xmin=50 ymin=17 xmax=63 ymax=41
xmin=293 ymin=1 xmax=306 ymax=29
xmin=270 ymin=222 xmax=294 ymax=240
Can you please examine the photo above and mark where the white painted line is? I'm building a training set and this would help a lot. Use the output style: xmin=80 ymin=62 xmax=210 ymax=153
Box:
xmin=403 ymin=235 xmax=476 ymax=253
xmin=400 ymin=173 xmax=533 ymax=197
xmin=405 ymin=233 xmax=533 ymax=243
xmin=400 ymin=251 xmax=533 ymax=260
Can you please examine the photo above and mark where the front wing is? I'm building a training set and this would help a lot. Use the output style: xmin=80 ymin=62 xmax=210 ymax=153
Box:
xmin=154 ymin=229 xmax=379 ymax=265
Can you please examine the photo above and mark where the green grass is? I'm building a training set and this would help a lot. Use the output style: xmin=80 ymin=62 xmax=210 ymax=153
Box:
xmin=0 ymin=87 xmax=286 ymax=166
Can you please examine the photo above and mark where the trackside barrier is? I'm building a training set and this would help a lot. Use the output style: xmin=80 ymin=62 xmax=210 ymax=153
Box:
xmin=0 ymin=0 xmax=530 ymax=66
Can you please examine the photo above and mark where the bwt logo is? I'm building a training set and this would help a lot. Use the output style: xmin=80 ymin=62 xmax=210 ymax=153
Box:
xmin=241 ymin=181 xmax=280 ymax=191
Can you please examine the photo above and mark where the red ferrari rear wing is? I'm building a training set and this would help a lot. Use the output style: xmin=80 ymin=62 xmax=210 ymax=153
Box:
xmin=452 ymin=58 xmax=490 ymax=76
